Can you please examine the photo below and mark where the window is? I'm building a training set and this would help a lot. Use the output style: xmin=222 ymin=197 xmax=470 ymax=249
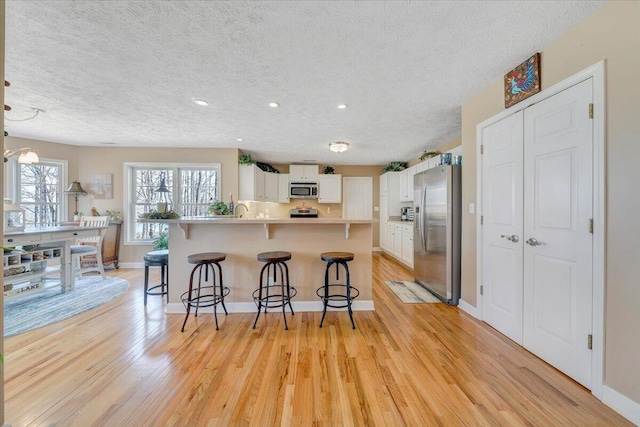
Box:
xmin=14 ymin=160 xmax=66 ymax=227
xmin=125 ymin=163 xmax=220 ymax=244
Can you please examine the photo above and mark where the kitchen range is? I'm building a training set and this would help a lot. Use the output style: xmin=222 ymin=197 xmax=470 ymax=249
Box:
xmin=290 ymin=208 xmax=318 ymax=218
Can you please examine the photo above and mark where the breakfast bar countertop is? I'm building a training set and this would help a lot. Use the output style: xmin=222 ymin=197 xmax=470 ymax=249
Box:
xmin=143 ymin=216 xmax=376 ymax=224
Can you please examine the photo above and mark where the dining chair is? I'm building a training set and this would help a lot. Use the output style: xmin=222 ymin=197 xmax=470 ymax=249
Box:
xmin=70 ymin=215 xmax=109 ymax=279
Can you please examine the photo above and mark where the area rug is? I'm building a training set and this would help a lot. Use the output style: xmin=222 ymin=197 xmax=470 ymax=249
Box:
xmin=4 ymin=276 xmax=130 ymax=337
xmin=384 ymin=281 xmax=442 ymax=303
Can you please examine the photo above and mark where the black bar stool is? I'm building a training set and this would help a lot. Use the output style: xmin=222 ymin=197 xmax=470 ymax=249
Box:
xmin=180 ymin=252 xmax=229 ymax=331
xmin=252 ymin=251 xmax=297 ymax=330
xmin=143 ymin=249 xmax=169 ymax=306
xmin=317 ymin=252 xmax=359 ymax=329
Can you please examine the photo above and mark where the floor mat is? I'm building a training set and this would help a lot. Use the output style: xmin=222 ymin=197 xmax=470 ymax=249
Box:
xmin=384 ymin=280 xmax=441 ymax=303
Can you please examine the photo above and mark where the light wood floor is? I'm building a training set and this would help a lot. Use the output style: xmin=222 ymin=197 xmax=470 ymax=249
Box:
xmin=4 ymin=253 xmax=631 ymax=426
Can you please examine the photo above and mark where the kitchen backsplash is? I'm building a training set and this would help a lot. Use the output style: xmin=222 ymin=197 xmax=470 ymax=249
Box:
xmin=240 ymin=200 xmax=343 ymax=218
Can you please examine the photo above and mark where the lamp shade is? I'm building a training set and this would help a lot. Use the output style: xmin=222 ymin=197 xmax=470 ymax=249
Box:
xmin=65 ymin=181 xmax=87 ymax=194
xmin=18 ymin=150 xmax=39 ymax=164
xmin=329 ymin=141 xmax=349 ymax=153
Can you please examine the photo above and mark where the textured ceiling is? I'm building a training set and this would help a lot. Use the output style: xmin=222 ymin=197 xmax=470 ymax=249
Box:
xmin=4 ymin=1 xmax=605 ymax=165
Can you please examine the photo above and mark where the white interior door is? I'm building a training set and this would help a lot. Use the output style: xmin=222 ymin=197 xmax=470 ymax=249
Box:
xmin=523 ymin=79 xmax=593 ymax=388
xmin=481 ymin=111 xmax=524 ymax=344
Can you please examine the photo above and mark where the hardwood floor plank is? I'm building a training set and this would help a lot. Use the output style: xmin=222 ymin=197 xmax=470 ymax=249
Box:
xmin=3 ymin=253 xmax=633 ymax=426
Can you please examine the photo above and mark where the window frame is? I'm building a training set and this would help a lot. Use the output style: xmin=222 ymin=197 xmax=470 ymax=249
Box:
xmin=123 ymin=162 xmax=221 ymax=245
xmin=6 ymin=157 xmax=69 ymax=227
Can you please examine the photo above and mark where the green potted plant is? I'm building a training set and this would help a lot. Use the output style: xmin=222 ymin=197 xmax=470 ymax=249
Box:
xmin=105 ymin=210 xmax=121 ymax=221
xmin=152 ymin=232 xmax=169 ymax=250
xmin=207 ymin=200 xmax=231 ymax=216
xmin=419 ymin=150 xmax=441 ymax=162
xmin=322 ymin=166 xmax=335 ymax=174
xmin=382 ymin=162 xmax=407 ymax=173
xmin=238 ymin=154 xmax=253 ymax=165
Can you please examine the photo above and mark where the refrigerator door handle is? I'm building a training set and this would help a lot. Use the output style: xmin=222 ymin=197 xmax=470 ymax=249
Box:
xmin=421 ymin=186 xmax=427 ymax=252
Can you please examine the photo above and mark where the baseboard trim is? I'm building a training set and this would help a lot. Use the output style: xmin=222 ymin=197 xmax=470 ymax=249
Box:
xmin=372 ymin=247 xmax=382 ymax=252
xmin=166 ymin=300 xmax=374 ymax=314
xmin=457 ymin=299 xmax=478 ymax=318
xmin=602 ymin=385 xmax=640 ymax=425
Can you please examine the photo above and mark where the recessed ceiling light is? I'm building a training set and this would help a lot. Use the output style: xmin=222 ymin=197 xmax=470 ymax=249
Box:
xmin=237 ymin=138 xmax=244 ymax=142
xmin=193 ymin=98 xmax=209 ymax=106
xmin=269 ymin=102 xmax=279 ymax=108
xmin=337 ymin=104 xmax=348 ymax=109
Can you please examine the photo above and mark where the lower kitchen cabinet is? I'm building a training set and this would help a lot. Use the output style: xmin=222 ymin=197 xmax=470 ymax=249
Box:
xmin=381 ymin=221 xmax=414 ymax=268
xmin=401 ymin=224 xmax=413 ymax=267
xmin=393 ymin=224 xmax=402 ymax=258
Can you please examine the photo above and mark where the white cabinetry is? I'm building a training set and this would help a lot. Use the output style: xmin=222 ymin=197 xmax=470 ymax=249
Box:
xmin=399 ymin=165 xmax=417 ymax=202
xmin=263 ymin=172 xmax=279 ymax=202
xmin=289 ymin=165 xmax=318 ymax=183
xmin=343 ymin=177 xmax=372 ymax=219
xmin=383 ymin=222 xmax=394 ymax=252
xmin=239 ymin=165 xmax=265 ymax=202
xmin=239 ymin=165 xmax=282 ymax=202
xmin=382 ymin=221 xmax=414 ymax=268
xmin=379 ymin=172 xmax=400 ymax=250
xmin=401 ymin=224 xmax=414 ymax=267
xmin=393 ymin=223 xmax=403 ymax=258
xmin=278 ymin=174 xmax=290 ymax=203
xmin=318 ymin=174 xmax=342 ymax=203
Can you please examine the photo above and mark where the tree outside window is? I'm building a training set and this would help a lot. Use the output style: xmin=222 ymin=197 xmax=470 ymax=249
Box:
xmin=17 ymin=161 xmax=63 ymax=227
xmin=127 ymin=163 xmax=220 ymax=244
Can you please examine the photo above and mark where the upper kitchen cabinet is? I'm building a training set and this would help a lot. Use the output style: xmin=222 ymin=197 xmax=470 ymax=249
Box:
xmin=263 ymin=171 xmax=279 ymax=202
xmin=278 ymin=174 xmax=290 ymax=203
xmin=239 ymin=164 xmax=265 ymax=202
xmin=399 ymin=165 xmax=417 ymax=202
xmin=289 ymin=165 xmax=318 ymax=183
xmin=380 ymin=171 xmax=399 ymax=198
xmin=318 ymin=174 xmax=342 ymax=203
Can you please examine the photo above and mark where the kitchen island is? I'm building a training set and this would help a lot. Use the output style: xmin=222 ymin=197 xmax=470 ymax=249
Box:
xmin=154 ymin=217 xmax=375 ymax=314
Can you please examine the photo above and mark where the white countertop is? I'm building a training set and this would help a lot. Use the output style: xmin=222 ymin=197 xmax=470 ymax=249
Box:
xmin=141 ymin=216 xmax=375 ymax=224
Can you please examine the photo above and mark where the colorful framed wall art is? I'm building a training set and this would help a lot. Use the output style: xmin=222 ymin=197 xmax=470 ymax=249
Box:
xmin=504 ymin=53 xmax=541 ymax=108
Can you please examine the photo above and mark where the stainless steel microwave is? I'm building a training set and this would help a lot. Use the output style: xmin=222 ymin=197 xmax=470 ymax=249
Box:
xmin=290 ymin=182 xmax=318 ymax=198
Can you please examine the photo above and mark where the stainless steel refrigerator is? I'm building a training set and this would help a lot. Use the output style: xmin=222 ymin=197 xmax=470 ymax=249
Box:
xmin=413 ymin=165 xmax=461 ymax=305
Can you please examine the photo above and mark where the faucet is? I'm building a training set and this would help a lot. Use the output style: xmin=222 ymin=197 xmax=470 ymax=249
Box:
xmin=234 ymin=203 xmax=249 ymax=218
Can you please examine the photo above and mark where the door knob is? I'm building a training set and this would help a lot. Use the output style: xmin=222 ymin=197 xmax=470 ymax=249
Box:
xmin=501 ymin=234 xmax=519 ymax=243
xmin=526 ymin=238 xmax=542 ymax=246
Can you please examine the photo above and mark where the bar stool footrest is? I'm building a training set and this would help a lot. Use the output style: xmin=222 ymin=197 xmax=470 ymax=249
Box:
xmin=181 ymin=286 xmax=230 ymax=309
xmin=146 ymin=283 xmax=168 ymax=297
xmin=252 ymin=285 xmax=297 ymax=309
xmin=316 ymin=284 xmax=359 ymax=309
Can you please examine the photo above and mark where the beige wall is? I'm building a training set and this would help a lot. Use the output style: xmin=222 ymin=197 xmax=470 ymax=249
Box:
xmin=460 ymin=1 xmax=640 ymax=403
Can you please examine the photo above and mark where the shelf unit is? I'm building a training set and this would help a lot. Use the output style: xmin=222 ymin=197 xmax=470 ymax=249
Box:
xmin=3 ymin=247 xmax=63 ymax=298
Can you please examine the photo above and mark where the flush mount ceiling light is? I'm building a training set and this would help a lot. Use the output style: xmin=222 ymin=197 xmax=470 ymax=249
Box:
xmin=329 ymin=141 xmax=349 ymax=153
xmin=193 ymin=98 xmax=209 ymax=106
xmin=337 ymin=104 xmax=348 ymax=109
xmin=269 ymin=102 xmax=279 ymax=108
xmin=237 ymin=138 xmax=244 ymax=142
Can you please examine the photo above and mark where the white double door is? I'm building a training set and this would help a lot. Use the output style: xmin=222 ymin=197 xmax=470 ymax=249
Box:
xmin=481 ymin=79 xmax=594 ymax=388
